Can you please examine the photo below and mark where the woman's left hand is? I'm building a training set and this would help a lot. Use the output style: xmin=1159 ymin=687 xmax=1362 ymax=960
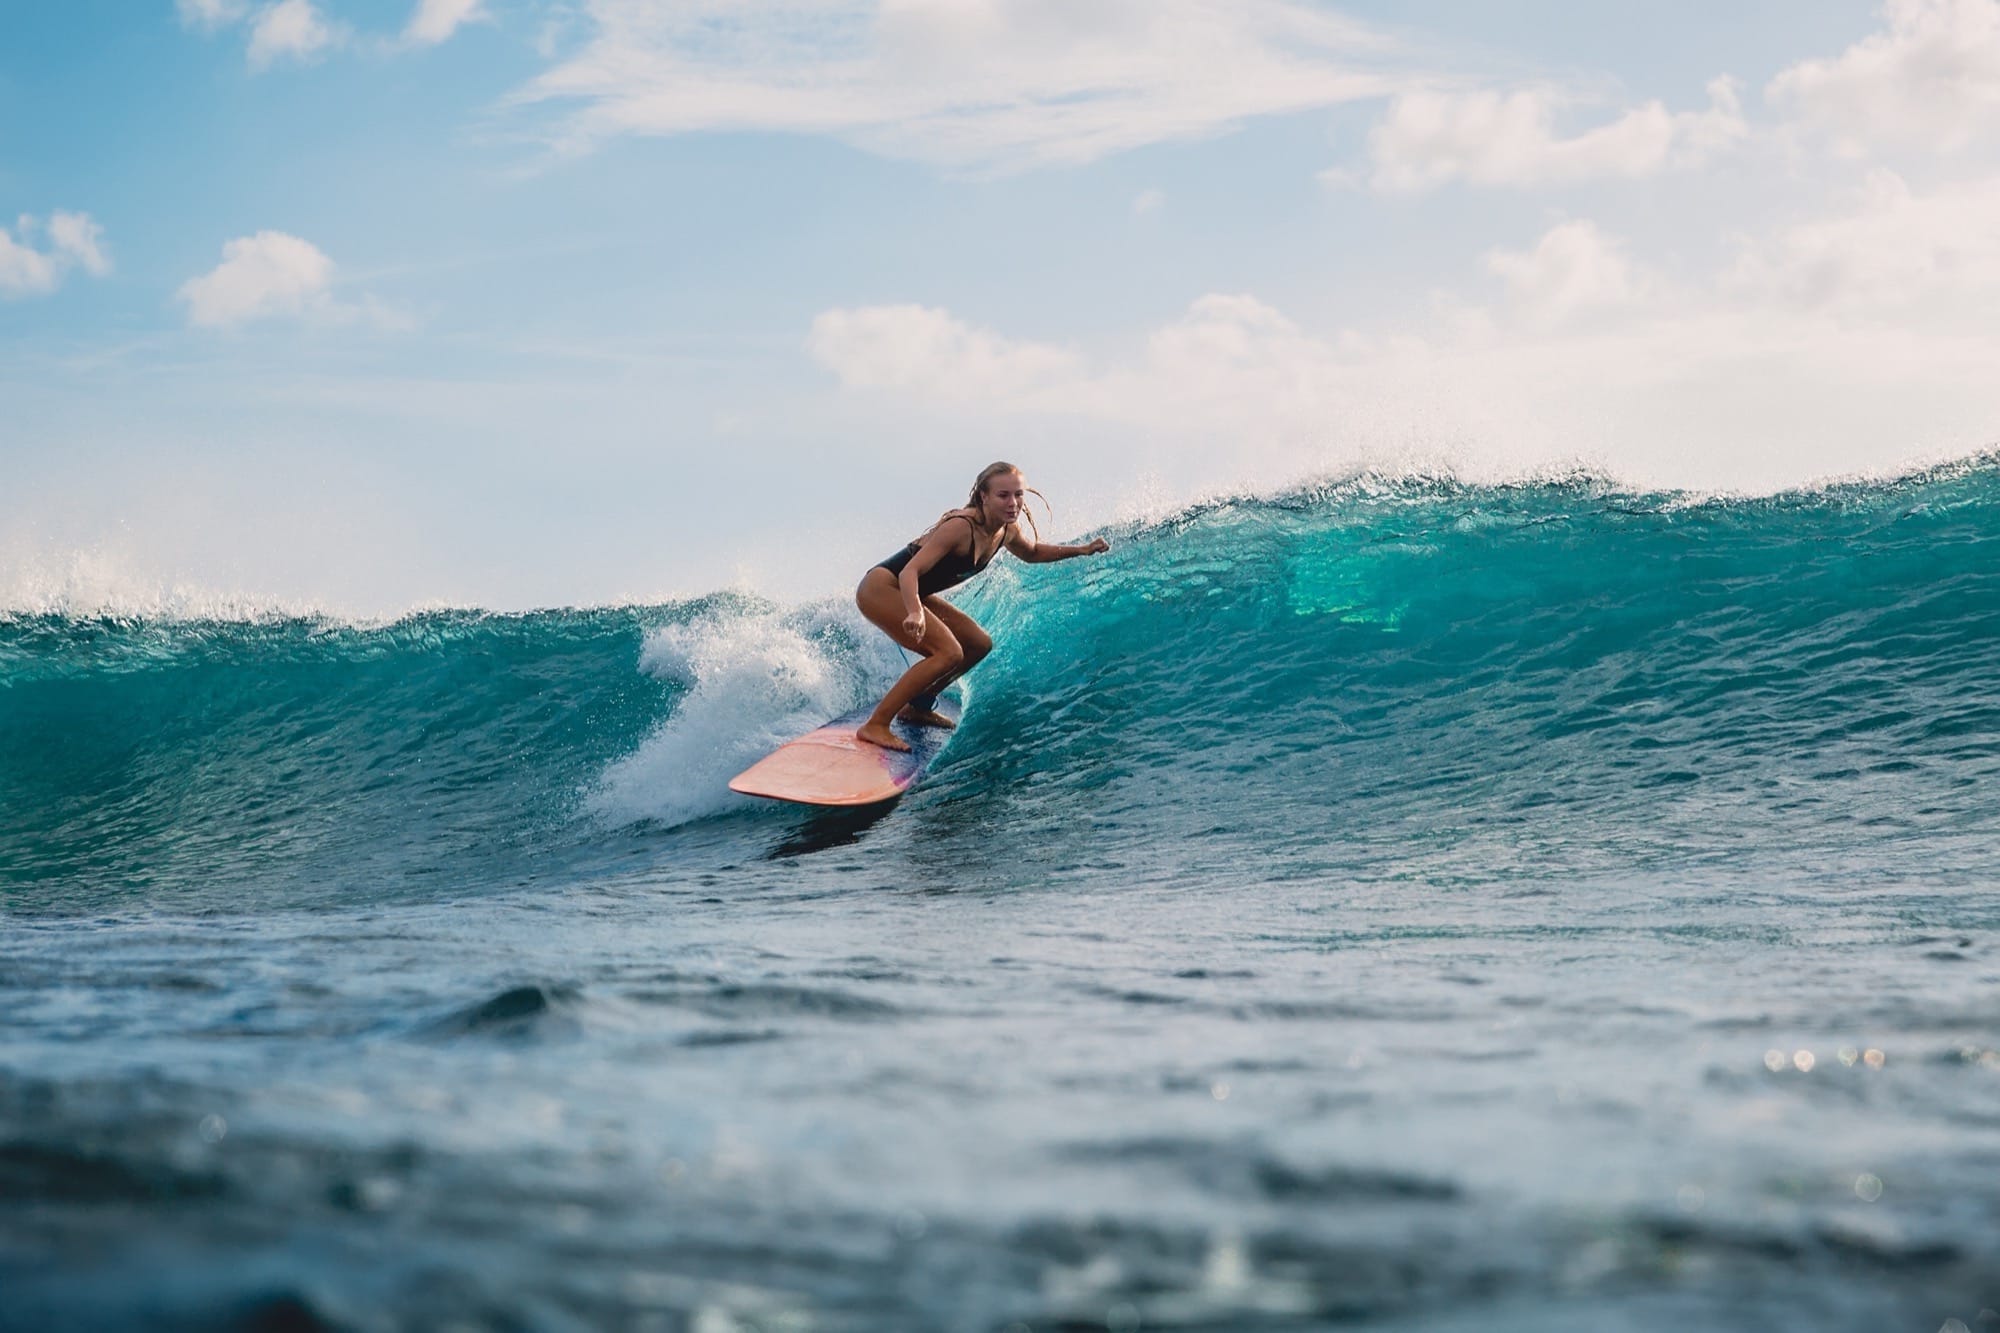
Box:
xmin=1083 ymin=538 xmax=1111 ymax=555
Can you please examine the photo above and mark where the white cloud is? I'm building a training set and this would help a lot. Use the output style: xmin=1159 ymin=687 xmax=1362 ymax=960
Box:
xmin=0 ymin=212 xmax=112 ymax=299
xmin=0 ymin=227 xmax=62 ymax=298
xmin=803 ymin=170 xmax=2000 ymax=493
xmin=1729 ymin=170 xmax=2000 ymax=319
xmin=48 ymin=211 xmax=112 ymax=277
xmin=178 ymin=231 xmax=338 ymax=327
xmin=1361 ymin=77 xmax=1745 ymax=192
xmin=185 ymin=0 xmax=454 ymax=63
xmin=521 ymin=0 xmax=1412 ymax=173
xmin=1123 ymin=293 xmax=1344 ymax=431
xmin=1769 ymin=0 xmax=2000 ymax=154
xmin=247 ymin=0 xmax=341 ymax=69
xmin=177 ymin=0 xmax=247 ymax=29
xmin=1132 ymin=187 xmax=1166 ymax=215
xmin=1142 ymin=293 xmax=1316 ymax=380
xmin=405 ymin=0 xmax=487 ymax=46
xmin=811 ymin=293 xmax=1358 ymax=443
xmin=1485 ymin=220 xmax=1652 ymax=325
xmin=807 ymin=303 xmax=1082 ymax=399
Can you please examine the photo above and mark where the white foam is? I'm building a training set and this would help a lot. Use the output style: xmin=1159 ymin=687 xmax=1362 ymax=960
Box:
xmin=0 ymin=546 xmax=340 ymax=623
xmin=586 ymin=599 xmax=907 ymax=828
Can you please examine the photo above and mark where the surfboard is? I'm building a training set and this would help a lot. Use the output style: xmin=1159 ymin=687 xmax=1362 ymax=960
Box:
xmin=727 ymin=696 xmax=962 ymax=807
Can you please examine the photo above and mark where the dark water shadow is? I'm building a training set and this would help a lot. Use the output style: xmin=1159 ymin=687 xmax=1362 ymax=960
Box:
xmin=765 ymin=801 xmax=900 ymax=858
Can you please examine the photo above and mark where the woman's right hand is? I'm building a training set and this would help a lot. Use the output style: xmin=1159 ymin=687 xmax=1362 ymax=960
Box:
xmin=903 ymin=608 xmax=927 ymax=640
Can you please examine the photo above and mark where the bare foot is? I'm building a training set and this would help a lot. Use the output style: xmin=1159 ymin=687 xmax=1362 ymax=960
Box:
xmin=896 ymin=706 xmax=957 ymax=730
xmin=855 ymin=721 xmax=911 ymax=752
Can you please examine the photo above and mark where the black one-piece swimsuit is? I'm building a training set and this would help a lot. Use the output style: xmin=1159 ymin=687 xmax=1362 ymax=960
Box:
xmin=873 ymin=516 xmax=997 ymax=597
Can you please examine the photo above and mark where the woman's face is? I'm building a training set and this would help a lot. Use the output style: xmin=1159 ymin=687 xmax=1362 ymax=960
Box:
xmin=980 ymin=472 xmax=1026 ymax=524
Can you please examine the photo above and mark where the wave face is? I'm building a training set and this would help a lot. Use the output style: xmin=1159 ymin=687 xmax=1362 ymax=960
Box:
xmin=7 ymin=461 xmax=1999 ymax=907
xmin=949 ymin=459 xmax=2000 ymax=888
xmin=0 ymin=605 xmax=684 ymax=909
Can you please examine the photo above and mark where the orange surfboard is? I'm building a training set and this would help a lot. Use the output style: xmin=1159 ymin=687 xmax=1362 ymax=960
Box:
xmin=728 ymin=697 xmax=962 ymax=807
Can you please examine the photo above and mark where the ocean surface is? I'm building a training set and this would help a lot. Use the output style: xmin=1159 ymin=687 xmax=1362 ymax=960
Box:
xmin=4 ymin=464 xmax=1999 ymax=1331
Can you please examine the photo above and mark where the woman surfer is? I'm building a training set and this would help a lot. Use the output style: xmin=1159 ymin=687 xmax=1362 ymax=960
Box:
xmin=854 ymin=462 xmax=1110 ymax=752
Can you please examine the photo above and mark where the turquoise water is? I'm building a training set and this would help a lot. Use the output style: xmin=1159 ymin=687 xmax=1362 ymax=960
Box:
xmin=4 ymin=464 xmax=1999 ymax=1329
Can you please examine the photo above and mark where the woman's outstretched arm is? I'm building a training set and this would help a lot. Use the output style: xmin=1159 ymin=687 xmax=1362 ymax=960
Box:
xmin=1005 ymin=527 xmax=1111 ymax=564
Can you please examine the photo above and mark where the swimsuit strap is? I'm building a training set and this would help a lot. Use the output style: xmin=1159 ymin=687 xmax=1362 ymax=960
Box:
xmin=948 ymin=512 xmax=1002 ymax=567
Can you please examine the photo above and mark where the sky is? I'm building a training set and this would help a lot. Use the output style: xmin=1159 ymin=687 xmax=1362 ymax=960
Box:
xmin=5 ymin=0 xmax=2000 ymax=614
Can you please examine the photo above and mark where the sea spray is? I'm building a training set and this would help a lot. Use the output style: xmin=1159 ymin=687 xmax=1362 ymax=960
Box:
xmin=586 ymin=600 xmax=904 ymax=828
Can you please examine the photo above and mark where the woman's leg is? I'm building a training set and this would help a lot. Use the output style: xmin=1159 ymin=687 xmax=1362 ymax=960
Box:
xmin=854 ymin=569 xmax=964 ymax=752
xmin=904 ymin=596 xmax=993 ymax=727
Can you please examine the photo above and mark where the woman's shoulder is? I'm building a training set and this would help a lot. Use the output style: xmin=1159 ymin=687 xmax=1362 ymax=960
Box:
xmin=916 ymin=509 xmax=976 ymax=546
